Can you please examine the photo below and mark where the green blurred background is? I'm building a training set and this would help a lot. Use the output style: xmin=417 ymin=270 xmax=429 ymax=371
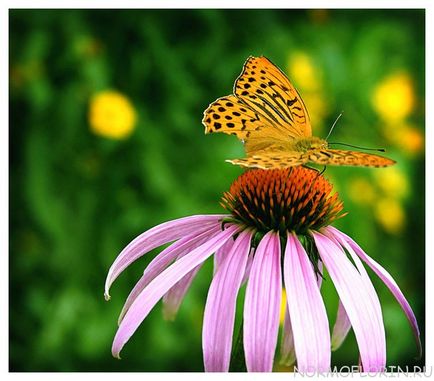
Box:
xmin=10 ymin=9 xmax=425 ymax=371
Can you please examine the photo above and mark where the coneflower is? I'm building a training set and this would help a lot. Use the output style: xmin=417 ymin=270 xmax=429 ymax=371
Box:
xmin=104 ymin=167 xmax=420 ymax=372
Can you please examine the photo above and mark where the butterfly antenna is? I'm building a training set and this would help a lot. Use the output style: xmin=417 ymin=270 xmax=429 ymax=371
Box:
xmin=328 ymin=142 xmax=386 ymax=152
xmin=325 ymin=111 xmax=344 ymax=141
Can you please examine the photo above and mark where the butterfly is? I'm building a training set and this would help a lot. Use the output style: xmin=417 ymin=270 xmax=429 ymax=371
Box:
xmin=202 ymin=56 xmax=396 ymax=169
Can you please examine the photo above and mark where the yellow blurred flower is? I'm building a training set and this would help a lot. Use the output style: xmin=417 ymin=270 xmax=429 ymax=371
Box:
xmin=397 ymin=125 xmax=424 ymax=154
xmin=301 ymin=93 xmax=328 ymax=135
xmin=89 ymin=90 xmax=137 ymax=139
xmin=374 ymin=167 xmax=409 ymax=200
xmin=372 ymin=72 xmax=415 ymax=122
xmin=287 ymin=52 xmax=328 ymax=131
xmin=347 ymin=177 xmax=375 ymax=205
xmin=280 ymin=288 xmax=287 ymax=324
xmin=374 ymin=197 xmax=405 ymax=234
xmin=288 ymin=52 xmax=321 ymax=91
xmin=383 ymin=123 xmax=424 ymax=156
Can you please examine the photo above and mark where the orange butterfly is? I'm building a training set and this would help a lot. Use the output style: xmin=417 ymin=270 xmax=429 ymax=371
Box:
xmin=202 ymin=56 xmax=395 ymax=169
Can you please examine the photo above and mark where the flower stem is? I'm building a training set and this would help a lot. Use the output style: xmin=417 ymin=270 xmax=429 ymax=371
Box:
xmin=230 ymin=322 xmax=246 ymax=372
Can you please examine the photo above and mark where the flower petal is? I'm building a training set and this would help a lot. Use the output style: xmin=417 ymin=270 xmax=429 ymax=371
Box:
xmin=105 ymin=214 xmax=227 ymax=299
xmin=316 ymin=260 xmax=324 ymax=288
xmin=162 ymin=264 xmax=202 ymax=321
xmin=280 ymin=260 xmax=323 ymax=366
xmin=241 ymin=248 xmax=254 ymax=285
xmin=331 ymin=300 xmax=352 ymax=351
xmin=283 ymin=233 xmax=331 ymax=372
xmin=327 ymin=226 xmax=422 ymax=358
xmin=118 ymin=225 xmax=221 ymax=323
xmin=279 ymin=307 xmax=296 ymax=367
xmin=244 ymin=231 xmax=282 ymax=372
xmin=213 ymin=235 xmax=234 ymax=275
xmin=324 ymin=228 xmax=384 ymax=352
xmin=112 ymin=224 xmax=239 ymax=358
xmin=313 ymin=232 xmax=386 ymax=371
xmin=202 ymin=230 xmax=252 ymax=372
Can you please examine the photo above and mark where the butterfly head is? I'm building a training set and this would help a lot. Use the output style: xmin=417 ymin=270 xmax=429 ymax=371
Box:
xmin=294 ymin=137 xmax=328 ymax=152
xmin=310 ymin=139 xmax=328 ymax=150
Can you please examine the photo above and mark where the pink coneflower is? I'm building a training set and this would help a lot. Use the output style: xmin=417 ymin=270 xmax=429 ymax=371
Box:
xmin=104 ymin=167 xmax=421 ymax=372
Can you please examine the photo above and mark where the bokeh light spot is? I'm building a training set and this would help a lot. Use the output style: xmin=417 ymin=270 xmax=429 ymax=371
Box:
xmin=374 ymin=197 xmax=405 ymax=234
xmin=372 ymin=72 xmax=415 ymax=122
xmin=89 ymin=90 xmax=137 ymax=140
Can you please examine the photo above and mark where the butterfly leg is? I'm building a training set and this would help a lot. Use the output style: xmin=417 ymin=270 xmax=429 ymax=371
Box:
xmin=301 ymin=164 xmax=327 ymax=175
xmin=318 ymin=165 xmax=327 ymax=176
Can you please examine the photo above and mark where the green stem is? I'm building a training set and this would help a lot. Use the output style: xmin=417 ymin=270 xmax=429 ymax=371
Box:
xmin=229 ymin=321 xmax=246 ymax=372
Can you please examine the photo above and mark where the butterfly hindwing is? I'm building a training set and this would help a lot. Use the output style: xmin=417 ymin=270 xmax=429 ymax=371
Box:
xmin=308 ymin=149 xmax=396 ymax=168
xmin=202 ymin=94 xmax=295 ymax=149
xmin=202 ymin=95 xmax=263 ymax=141
xmin=227 ymin=151 xmax=308 ymax=169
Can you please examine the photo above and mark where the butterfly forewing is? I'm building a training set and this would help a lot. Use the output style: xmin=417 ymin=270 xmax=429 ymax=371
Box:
xmin=202 ymin=56 xmax=312 ymax=150
xmin=308 ymin=149 xmax=396 ymax=168
xmin=234 ymin=56 xmax=312 ymax=139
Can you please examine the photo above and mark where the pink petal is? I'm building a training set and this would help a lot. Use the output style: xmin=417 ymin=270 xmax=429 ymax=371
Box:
xmin=316 ymin=260 xmax=324 ymax=288
xmin=244 ymin=231 xmax=282 ymax=372
xmin=163 ymin=228 xmax=229 ymax=321
xmin=118 ymin=226 xmax=221 ymax=323
xmin=241 ymin=248 xmax=254 ymax=285
xmin=112 ymin=224 xmax=239 ymax=358
xmin=327 ymin=226 xmax=422 ymax=358
xmin=313 ymin=232 xmax=386 ymax=371
xmin=324 ymin=228 xmax=384 ymax=352
xmin=331 ymin=300 xmax=352 ymax=351
xmin=202 ymin=230 xmax=252 ymax=372
xmin=280 ymin=260 xmax=322 ymax=368
xmin=283 ymin=233 xmax=331 ymax=372
xmin=213 ymin=235 xmax=234 ymax=275
xmin=279 ymin=307 xmax=296 ymax=366
xmin=162 ymin=264 xmax=202 ymax=321
xmin=105 ymin=214 xmax=227 ymax=299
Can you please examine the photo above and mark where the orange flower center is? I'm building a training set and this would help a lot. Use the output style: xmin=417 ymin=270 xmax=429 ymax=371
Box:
xmin=221 ymin=167 xmax=345 ymax=235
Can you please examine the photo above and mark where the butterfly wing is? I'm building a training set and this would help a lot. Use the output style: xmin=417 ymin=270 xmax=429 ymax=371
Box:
xmin=234 ymin=56 xmax=312 ymax=144
xmin=203 ymin=56 xmax=311 ymax=156
xmin=227 ymin=150 xmax=308 ymax=169
xmin=203 ymin=95 xmax=262 ymax=141
xmin=203 ymin=57 xmax=396 ymax=170
xmin=308 ymin=149 xmax=396 ymax=167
